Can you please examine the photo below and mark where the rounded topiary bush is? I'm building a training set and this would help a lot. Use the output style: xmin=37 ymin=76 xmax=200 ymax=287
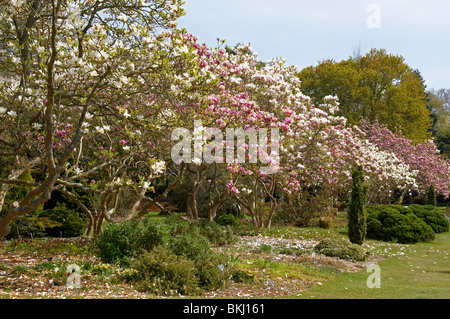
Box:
xmin=313 ymin=238 xmax=367 ymax=262
xmin=408 ymin=204 xmax=449 ymax=234
xmin=366 ymin=205 xmax=435 ymax=244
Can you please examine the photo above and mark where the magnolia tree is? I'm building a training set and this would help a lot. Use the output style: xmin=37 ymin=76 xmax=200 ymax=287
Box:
xmin=0 ymin=0 xmax=184 ymax=237
xmin=359 ymin=120 xmax=450 ymax=199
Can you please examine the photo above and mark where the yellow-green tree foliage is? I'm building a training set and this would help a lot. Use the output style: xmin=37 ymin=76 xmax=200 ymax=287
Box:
xmin=297 ymin=49 xmax=431 ymax=143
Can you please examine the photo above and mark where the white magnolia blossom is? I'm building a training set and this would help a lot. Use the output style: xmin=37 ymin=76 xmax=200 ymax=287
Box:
xmin=7 ymin=110 xmax=17 ymax=118
xmin=361 ymin=140 xmax=418 ymax=191
xmin=152 ymin=161 xmax=166 ymax=174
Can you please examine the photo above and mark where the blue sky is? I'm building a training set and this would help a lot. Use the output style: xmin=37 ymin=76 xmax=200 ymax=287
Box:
xmin=178 ymin=0 xmax=450 ymax=90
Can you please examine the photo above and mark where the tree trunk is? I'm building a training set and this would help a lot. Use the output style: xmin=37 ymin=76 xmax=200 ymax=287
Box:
xmin=207 ymin=202 xmax=221 ymax=222
xmin=186 ymin=165 xmax=206 ymax=221
xmin=395 ymin=188 xmax=408 ymax=205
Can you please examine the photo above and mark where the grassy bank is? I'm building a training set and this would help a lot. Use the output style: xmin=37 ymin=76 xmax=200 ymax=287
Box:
xmin=294 ymin=231 xmax=450 ymax=299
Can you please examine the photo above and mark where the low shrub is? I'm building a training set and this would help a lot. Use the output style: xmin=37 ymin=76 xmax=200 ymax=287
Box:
xmin=131 ymin=246 xmax=201 ymax=296
xmin=366 ymin=205 xmax=435 ymax=244
xmin=319 ymin=217 xmax=334 ymax=229
xmin=217 ymin=214 xmax=239 ymax=226
xmin=313 ymin=238 xmax=367 ymax=261
xmin=130 ymin=246 xmax=230 ymax=296
xmin=95 ymin=215 xmax=237 ymax=265
xmin=197 ymin=219 xmax=237 ymax=246
xmin=95 ymin=220 xmax=144 ymax=265
xmin=168 ymin=229 xmax=211 ymax=261
xmin=195 ymin=255 xmax=230 ymax=291
xmin=408 ymin=204 xmax=449 ymax=234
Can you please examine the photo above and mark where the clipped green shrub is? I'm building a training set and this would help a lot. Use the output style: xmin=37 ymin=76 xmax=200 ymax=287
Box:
xmin=319 ymin=217 xmax=334 ymax=229
xmin=366 ymin=205 xmax=435 ymax=244
xmin=131 ymin=246 xmax=201 ymax=296
xmin=230 ymin=269 xmax=255 ymax=284
xmin=313 ymin=238 xmax=367 ymax=261
xmin=408 ymin=204 xmax=449 ymax=233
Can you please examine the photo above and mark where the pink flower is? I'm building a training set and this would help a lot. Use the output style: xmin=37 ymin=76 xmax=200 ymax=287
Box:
xmin=230 ymin=187 xmax=240 ymax=194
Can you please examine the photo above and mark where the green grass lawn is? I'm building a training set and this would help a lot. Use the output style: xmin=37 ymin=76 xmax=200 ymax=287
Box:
xmin=294 ymin=231 xmax=450 ymax=299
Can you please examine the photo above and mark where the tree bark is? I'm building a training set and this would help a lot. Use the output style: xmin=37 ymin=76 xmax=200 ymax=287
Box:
xmin=186 ymin=165 xmax=206 ymax=221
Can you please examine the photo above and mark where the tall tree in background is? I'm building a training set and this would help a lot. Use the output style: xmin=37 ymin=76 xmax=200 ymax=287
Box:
xmin=427 ymin=89 xmax=450 ymax=159
xmin=297 ymin=48 xmax=431 ymax=143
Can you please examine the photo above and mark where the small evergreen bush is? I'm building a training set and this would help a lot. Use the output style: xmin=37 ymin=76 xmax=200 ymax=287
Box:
xmin=366 ymin=205 xmax=435 ymax=244
xmin=131 ymin=246 xmax=201 ymax=296
xmin=130 ymin=246 xmax=230 ymax=296
xmin=313 ymin=238 xmax=367 ymax=262
xmin=408 ymin=204 xmax=449 ymax=233
xmin=167 ymin=229 xmax=211 ymax=261
xmin=95 ymin=215 xmax=237 ymax=265
xmin=95 ymin=220 xmax=144 ymax=265
xmin=197 ymin=219 xmax=237 ymax=246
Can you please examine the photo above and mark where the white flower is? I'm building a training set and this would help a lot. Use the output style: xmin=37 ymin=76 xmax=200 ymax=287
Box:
xmin=32 ymin=123 xmax=42 ymax=130
xmin=142 ymin=181 xmax=151 ymax=189
xmin=178 ymin=45 xmax=189 ymax=54
xmin=0 ymin=107 xmax=7 ymax=114
xmin=119 ymin=75 xmax=129 ymax=84
xmin=95 ymin=126 xmax=105 ymax=134
xmin=7 ymin=111 xmax=17 ymax=118
xmin=118 ymin=14 xmax=128 ymax=22
xmin=74 ymin=167 xmax=83 ymax=176
xmin=152 ymin=161 xmax=166 ymax=174
xmin=123 ymin=146 xmax=130 ymax=151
